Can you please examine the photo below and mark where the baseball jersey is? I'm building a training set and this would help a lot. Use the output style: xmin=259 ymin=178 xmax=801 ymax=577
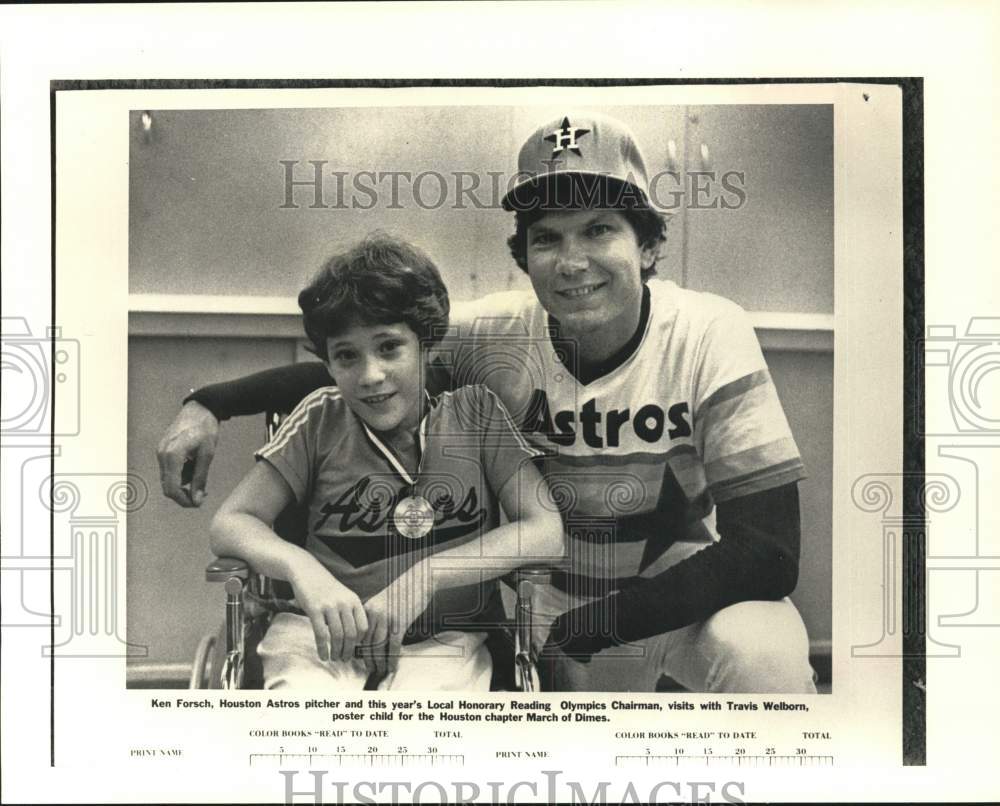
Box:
xmin=437 ymin=279 xmax=806 ymax=586
xmin=256 ymin=384 xmax=542 ymax=640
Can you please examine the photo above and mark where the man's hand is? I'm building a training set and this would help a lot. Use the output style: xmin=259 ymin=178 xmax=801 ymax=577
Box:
xmin=289 ymin=558 xmax=369 ymax=663
xmin=156 ymin=400 xmax=220 ymax=507
xmin=540 ymin=598 xmax=622 ymax=664
xmin=540 ymin=623 xmax=592 ymax=665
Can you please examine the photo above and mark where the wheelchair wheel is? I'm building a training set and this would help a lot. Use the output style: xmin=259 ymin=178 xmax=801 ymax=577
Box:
xmin=189 ymin=633 xmax=216 ymax=689
xmin=515 ymin=656 xmax=542 ymax=692
xmin=190 ymin=622 xmax=231 ymax=689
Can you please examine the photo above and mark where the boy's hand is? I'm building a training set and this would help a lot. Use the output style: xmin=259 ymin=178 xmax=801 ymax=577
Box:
xmin=361 ymin=566 xmax=432 ymax=678
xmin=289 ymin=558 xmax=368 ymax=663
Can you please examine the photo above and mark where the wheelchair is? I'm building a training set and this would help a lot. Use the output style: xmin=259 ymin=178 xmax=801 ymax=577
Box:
xmin=189 ymin=412 xmax=556 ymax=693
xmin=190 ymin=558 xmax=554 ymax=692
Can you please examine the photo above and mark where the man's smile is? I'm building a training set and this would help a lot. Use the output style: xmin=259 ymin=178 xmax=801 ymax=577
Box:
xmin=557 ymin=281 xmax=607 ymax=299
xmin=361 ymin=391 xmax=397 ymax=405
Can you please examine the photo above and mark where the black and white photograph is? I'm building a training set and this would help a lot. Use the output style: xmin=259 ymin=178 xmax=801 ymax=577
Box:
xmin=126 ymin=100 xmax=834 ymax=697
xmin=12 ymin=76 xmax=910 ymax=801
xmin=3 ymin=3 xmax=998 ymax=803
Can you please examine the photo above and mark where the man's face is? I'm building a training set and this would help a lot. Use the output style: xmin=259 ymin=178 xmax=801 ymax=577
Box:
xmin=324 ymin=322 xmax=423 ymax=439
xmin=525 ymin=209 xmax=653 ymax=349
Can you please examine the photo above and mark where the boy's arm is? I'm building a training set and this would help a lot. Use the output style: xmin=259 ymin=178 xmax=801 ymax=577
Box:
xmin=158 ymin=362 xmax=331 ymax=508
xmin=417 ymin=385 xmax=564 ymax=588
xmin=417 ymin=457 xmax=564 ymax=590
xmin=363 ymin=457 xmax=564 ymax=674
xmin=209 ymin=460 xmax=368 ymax=663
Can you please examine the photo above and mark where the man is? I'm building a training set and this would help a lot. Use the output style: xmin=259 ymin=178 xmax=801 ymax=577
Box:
xmin=158 ymin=112 xmax=816 ymax=693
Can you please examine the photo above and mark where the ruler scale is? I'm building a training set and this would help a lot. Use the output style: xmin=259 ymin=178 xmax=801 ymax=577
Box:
xmin=249 ymin=753 xmax=464 ymax=768
xmin=616 ymin=754 xmax=834 ymax=768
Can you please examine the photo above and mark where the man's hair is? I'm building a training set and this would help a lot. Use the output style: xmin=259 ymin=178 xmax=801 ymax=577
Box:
xmin=299 ymin=231 xmax=450 ymax=362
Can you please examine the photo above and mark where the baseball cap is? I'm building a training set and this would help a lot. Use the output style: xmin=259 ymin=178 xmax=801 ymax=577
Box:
xmin=502 ymin=113 xmax=652 ymax=212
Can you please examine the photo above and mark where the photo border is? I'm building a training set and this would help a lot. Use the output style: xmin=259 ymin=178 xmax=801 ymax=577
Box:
xmin=47 ymin=76 xmax=921 ymax=773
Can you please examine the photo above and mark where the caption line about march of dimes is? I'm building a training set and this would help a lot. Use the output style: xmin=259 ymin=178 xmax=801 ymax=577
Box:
xmin=135 ymin=696 xmax=827 ymax=763
xmin=151 ymin=697 xmax=810 ymax=724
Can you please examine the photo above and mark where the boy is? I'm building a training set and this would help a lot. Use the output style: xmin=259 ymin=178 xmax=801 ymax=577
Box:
xmin=210 ymin=232 xmax=563 ymax=690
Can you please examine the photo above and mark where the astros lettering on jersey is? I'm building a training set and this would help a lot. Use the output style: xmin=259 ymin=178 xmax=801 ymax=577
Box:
xmin=438 ymin=279 xmax=806 ymax=586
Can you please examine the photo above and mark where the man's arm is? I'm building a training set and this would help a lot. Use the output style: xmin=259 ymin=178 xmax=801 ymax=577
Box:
xmin=187 ymin=362 xmax=332 ymax=421
xmin=157 ymin=295 xmax=487 ymax=507
xmin=157 ymin=355 xmax=460 ymax=507
xmin=546 ymin=481 xmax=801 ymax=658
xmin=157 ymin=362 xmax=330 ymax=507
xmin=155 ymin=294 xmax=490 ymax=508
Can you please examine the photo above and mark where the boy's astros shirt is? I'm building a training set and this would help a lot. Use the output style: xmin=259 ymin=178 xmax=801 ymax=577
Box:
xmin=256 ymin=383 xmax=542 ymax=641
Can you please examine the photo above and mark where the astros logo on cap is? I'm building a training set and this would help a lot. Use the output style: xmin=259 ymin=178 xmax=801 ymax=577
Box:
xmin=501 ymin=112 xmax=654 ymax=212
xmin=544 ymin=117 xmax=591 ymax=156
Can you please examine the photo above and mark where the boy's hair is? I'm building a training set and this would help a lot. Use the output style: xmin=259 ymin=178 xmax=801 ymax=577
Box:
xmin=505 ymin=179 xmax=669 ymax=282
xmin=299 ymin=232 xmax=450 ymax=361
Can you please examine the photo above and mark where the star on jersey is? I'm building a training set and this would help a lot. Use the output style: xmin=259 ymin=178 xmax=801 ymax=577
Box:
xmin=544 ymin=117 xmax=591 ymax=156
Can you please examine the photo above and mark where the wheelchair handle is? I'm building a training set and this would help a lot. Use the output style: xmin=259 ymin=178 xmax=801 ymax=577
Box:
xmin=515 ymin=566 xmax=554 ymax=579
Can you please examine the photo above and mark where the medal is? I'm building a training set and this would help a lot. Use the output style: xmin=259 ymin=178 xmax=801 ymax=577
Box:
xmin=392 ymin=494 xmax=435 ymax=540
xmin=361 ymin=411 xmax=435 ymax=540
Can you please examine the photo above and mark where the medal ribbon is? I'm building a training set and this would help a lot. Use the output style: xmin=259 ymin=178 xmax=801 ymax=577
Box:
xmin=360 ymin=415 xmax=428 ymax=488
xmin=360 ymin=393 xmax=435 ymax=540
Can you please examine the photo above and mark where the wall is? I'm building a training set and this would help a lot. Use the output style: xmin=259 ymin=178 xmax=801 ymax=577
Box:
xmin=129 ymin=105 xmax=832 ymax=308
xmin=126 ymin=104 xmax=834 ymax=670
xmin=127 ymin=337 xmax=297 ymax=667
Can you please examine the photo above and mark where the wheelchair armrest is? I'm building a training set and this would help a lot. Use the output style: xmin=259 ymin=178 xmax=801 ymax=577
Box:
xmin=510 ymin=564 xmax=557 ymax=599
xmin=513 ymin=564 xmax=555 ymax=581
xmin=206 ymin=556 xmax=250 ymax=582
xmin=502 ymin=563 xmax=557 ymax=589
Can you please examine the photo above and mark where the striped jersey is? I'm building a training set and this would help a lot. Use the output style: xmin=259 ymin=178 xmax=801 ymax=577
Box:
xmin=256 ymin=383 xmax=542 ymax=638
xmin=439 ymin=279 xmax=806 ymax=585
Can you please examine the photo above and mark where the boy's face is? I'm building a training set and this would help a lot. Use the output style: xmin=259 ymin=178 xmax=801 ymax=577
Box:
xmin=325 ymin=322 xmax=423 ymax=438
xmin=524 ymin=209 xmax=653 ymax=351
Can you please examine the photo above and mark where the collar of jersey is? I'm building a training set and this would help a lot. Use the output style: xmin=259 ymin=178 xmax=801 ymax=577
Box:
xmin=546 ymin=284 xmax=652 ymax=386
